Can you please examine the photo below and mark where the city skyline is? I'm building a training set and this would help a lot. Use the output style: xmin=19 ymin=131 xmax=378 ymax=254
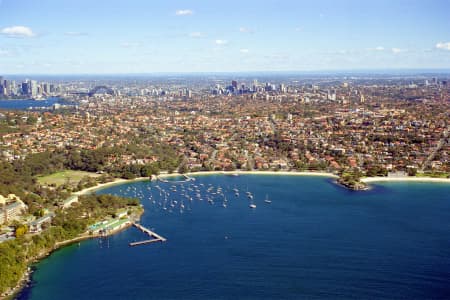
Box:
xmin=1 ymin=0 xmax=450 ymax=74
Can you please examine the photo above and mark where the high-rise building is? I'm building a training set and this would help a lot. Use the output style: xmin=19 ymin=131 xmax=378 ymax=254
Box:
xmin=1 ymin=80 xmax=10 ymax=96
xmin=21 ymin=82 xmax=30 ymax=95
xmin=0 ymin=77 xmax=4 ymax=96
xmin=231 ymin=80 xmax=238 ymax=89
xmin=327 ymin=90 xmax=336 ymax=101
xmin=360 ymin=94 xmax=365 ymax=103
xmin=252 ymin=79 xmax=258 ymax=92
xmin=11 ymin=81 xmax=17 ymax=96
xmin=30 ymin=80 xmax=38 ymax=97
xmin=43 ymin=83 xmax=50 ymax=94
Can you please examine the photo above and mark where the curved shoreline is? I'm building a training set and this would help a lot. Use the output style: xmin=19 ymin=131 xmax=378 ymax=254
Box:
xmin=361 ymin=176 xmax=450 ymax=184
xmin=74 ymin=171 xmax=450 ymax=196
xmin=9 ymin=170 xmax=450 ymax=299
xmin=74 ymin=177 xmax=150 ymax=196
xmin=71 ymin=171 xmax=340 ymax=196
xmin=9 ymin=219 xmax=136 ymax=300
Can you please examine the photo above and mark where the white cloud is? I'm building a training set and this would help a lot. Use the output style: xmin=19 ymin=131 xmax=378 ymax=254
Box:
xmin=189 ymin=32 xmax=204 ymax=38
xmin=0 ymin=26 xmax=35 ymax=38
xmin=392 ymin=48 xmax=407 ymax=54
xmin=294 ymin=27 xmax=303 ymax=32
xmin=239 ymin=27 xmax=254 ymax=33
xmin=215 ymin=39 xmax=228 ymax=45
xmin=436 ymin=42 xmax=450 ymax=51
xmin=366 ymin=46 xmax=385 ymax=52
xmin=0 ymin=48 xmax=9 ymax=56
xmin=176 ymin=9 xmax=193 ymax=16
xmin=240 ymin=48 xmax=250 ymax=54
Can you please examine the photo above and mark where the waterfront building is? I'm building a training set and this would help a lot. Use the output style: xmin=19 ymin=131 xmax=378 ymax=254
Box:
xmin=0 ymin=195 xmax=27 ymax=225
xmin=29 ymin=213 xmax=55 ymax=233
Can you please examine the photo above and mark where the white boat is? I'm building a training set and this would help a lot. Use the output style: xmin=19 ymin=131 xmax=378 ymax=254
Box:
xmin=249 ymin=204 xmax=256 ymax=209
xmin=264 ymin=194 xmax=272 ymax=204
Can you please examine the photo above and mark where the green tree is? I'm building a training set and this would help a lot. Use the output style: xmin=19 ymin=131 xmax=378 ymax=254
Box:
xmin=15 ymin=224 xmax=28 ymax=238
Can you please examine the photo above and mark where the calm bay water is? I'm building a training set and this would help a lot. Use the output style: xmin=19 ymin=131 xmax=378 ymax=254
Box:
xmin=0 ymin=98 xmax=60 ymax=110
xmin=18 ymin=175 xmax=450 ymax=299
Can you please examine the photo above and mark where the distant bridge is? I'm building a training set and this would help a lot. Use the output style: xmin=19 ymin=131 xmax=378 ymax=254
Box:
xmin=88 ymin=86 xmax=115 ymax=97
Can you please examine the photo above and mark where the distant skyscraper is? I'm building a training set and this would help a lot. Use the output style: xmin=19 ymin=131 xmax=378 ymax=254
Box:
xmin=30 ymin=80 xmax=38 ymax=97
xmin=43 ymin=83 xmax=50 ymax=94
xmin=231 ymin=80 xmax=238 ymax=89
xmin=21 ymin=82 xmax=30 ymax=95
xmin=11 ymin=81 xmax=17 ymax=96
xmin=2 ymin=80 xmax=9 ymax=96
xmin=327 ymin=90 xmax=336 ymax=101
xmin=0 ymin=77 xmax=4 ymax=96
xmin=360 ymin=94 xmax=365 ymax=103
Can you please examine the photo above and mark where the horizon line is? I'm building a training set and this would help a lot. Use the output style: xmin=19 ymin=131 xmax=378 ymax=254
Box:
xmin=3 ymin=68 xmax=450 ymax=77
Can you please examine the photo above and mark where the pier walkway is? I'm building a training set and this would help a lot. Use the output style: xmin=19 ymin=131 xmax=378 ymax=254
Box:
xmin=157 ymin=174 xmax=195 ymax=183
xmin=129 ymin=223 xmax=167 ymax=247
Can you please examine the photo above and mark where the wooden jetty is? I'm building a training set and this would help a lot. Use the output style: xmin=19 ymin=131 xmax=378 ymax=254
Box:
xmin=129 ymin=239 xmax=163 ymax=246
xmin=157 ymin=174 xmax=194 ymax=183
xmin=129 ymin=223 xmax=167 ymax=247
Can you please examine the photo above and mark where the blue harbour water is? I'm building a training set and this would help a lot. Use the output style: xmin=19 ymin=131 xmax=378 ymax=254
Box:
xmin=0 ymin=98 xmax=60 ymax=110
xmin=18 ymin=175 xmax=450 ymax=299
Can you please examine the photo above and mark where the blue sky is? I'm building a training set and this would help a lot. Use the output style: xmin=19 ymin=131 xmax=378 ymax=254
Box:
xmin=1 ymin=0 xmax=450 ymax=74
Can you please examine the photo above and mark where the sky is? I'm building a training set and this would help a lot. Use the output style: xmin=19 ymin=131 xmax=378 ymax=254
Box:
xmin=0 ymin=0 xmax=450 ymax=74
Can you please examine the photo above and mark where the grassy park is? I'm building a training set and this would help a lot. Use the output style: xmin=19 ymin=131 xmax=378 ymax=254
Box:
xmin=37 ymin=170 xmax=101 ymax=187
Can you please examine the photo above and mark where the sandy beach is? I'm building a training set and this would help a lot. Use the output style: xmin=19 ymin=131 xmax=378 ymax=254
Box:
xmin=362 ymin=176 xmax=450 ymax=184
xmin=158 ymin=170 xmax=339 ymax=179
xmin=74 ymin=177 xmax=150 ymax=196
xmin=9 ymin=170 xmax=448 ymax=299
xmin=73 ymin=171 xmax=450 ymax=197
xmin=68 ymin=171 xmax=338 ymax=200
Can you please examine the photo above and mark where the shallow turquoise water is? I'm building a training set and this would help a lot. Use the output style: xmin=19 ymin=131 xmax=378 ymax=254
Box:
xmin=18 ymin=175 xmax=450 ymax=299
